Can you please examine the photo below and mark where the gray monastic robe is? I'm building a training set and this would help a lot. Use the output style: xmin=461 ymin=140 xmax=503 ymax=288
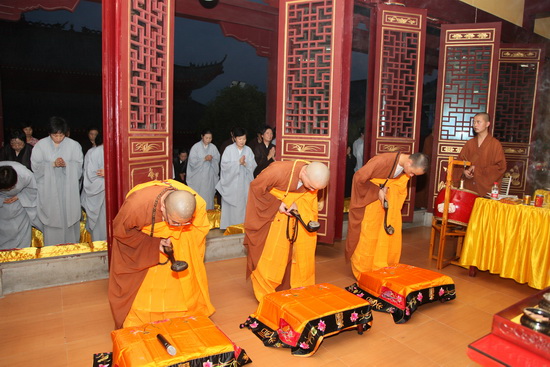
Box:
xmin=31 ymin=136 xmax=83 ymax=245
xmin=81 ymin=145 xmax=106 ymax=241
xmin=186 ymin=141 xmax=220 ymax=210
xmin=215 ymin=143 xmax=257 ymax=229
xmin=0 ymin=161 xmax=38 ymax=249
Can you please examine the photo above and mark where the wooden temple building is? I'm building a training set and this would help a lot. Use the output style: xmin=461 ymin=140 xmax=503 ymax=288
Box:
xmin=0 ymin=0 xmax=549 ymax=245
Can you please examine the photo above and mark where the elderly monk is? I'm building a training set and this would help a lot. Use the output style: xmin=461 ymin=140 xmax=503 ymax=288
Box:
xmin=453 ymin=112 xmax=507 ymax=196
xmin=346 ymin=153 xmax=429 ymax=280
xmin=244 ymin=160 xmax=330 ymax=301
xmin=108 ymin=180 xmax=215 ymax=329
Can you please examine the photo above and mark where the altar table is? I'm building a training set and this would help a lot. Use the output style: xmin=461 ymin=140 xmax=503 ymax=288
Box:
xmin=459 ymin=198 xmax=550 ymax=289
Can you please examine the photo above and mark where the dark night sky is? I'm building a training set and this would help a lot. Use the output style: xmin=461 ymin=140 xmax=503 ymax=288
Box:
xmin=24 ymin=0 xmax=371 ymax=104
xmin=24 ymin=0 xmax=268 ymax=104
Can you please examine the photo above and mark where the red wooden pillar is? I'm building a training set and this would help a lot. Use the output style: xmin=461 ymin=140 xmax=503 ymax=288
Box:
xmin=103 ymin=0 xmax=175 ymax=249
xmin=275 ymin=0 xmax=354 ymax=243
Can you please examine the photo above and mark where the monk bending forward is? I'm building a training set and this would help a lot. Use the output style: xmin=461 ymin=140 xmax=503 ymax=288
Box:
xmin=244 ymin=161 xmax=329 ymax=302
xmin=345 ymin=153 xmax=429 ymax=280
xmin=108 ymin=180 xmax=215 ymax=329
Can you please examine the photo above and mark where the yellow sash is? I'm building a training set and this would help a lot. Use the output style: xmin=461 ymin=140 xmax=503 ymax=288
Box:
xmin=250 ymin=187 xmax=318 ymax=302
xmin=350 ymin=174 xmax=410 ymax=280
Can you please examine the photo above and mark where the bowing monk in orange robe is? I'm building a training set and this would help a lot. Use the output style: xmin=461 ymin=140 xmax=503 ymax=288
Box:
xmin=244 ymin=160 xmax=329 ymax=302
xmin=453 ymin=113 xmax=507 ymax=196
xmin=346 ymin=153 xmax=429 ymax=280
xmin=108 ymin=180 xmax=214 ymax=329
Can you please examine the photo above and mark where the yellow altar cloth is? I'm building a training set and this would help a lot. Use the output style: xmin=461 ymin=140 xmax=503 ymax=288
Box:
xmin=241 ymin=283 xmax=372 ymax=356
xmin=0 ymin=241 xmax=108 ymax=263
xmin=224 ymin=223 xmax=245 ymax=235
xmin=459 ymin=198 xmax=550 ymax=289
xmin=207 ymin=208 xmax=221 ymax=229
xmin=112 ymin=316 xmax=251 ymax=367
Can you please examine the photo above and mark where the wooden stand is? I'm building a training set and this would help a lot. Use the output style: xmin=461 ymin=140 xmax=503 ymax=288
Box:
xmin=429 ymin=156 xmax=471 ymax=269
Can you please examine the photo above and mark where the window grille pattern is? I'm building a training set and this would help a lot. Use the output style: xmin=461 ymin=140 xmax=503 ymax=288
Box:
xmin=440 ymin=46 xmax=492 ymax=141
xmin=284 ymin=0 xmax=333 ymax=135
xmin=494 ymin=62 xmax=537 ymax=144
xmin=377 ymin=29 xmax=419 ymax=138
xmin=129 ymin=0 xmax=168 ymax=130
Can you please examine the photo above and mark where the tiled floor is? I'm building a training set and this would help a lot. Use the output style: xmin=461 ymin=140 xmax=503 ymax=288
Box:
xmin=0 ymin=226 xmax=540 ymax=366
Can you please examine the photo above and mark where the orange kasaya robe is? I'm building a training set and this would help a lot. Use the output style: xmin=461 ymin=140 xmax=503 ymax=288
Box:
xmin=453 ymin=134 xmax=507 ymax=196
xmin=250 ymin=188 xmax=318 ymax=301
xmin=350 ymin=175 xmax=410 ymax=279
xmin=244 ymin=160 xmax=319 ymax=302
xmin=108 ymin=180 xmax=214 ymax=329
xmin=346 ymin=153 xmax=412 ymax=279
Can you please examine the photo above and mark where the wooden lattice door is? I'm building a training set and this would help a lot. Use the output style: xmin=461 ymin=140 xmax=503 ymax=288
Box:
xmin=103 ymin=0 xmax=175 ymax=241
xmin=494 ymin=45 xmax=545 ymax=196
xmin=276 ymin=0 xmax=354 ymax=243
xmin=366 ymin=4 xmax=427 ymax=221
xmin=428 ymin=23 xmax=502 ymax=209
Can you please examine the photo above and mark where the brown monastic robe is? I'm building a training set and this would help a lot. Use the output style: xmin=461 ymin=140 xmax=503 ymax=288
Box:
xmin=243 ymin=160 xmax=307 ymax=277
xmin=454 ymin=134 xmax=507 ymax=196
xmin=108 ymin=185 xmax=169 ymax=329
xmin=345 ymin=153 xmax=401 ymax=261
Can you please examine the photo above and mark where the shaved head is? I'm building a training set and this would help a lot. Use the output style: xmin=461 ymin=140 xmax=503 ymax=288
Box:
xmin=304 ymin=161 xmax=330 ymax=190
xmin=164 ymin=190 xmax=196 ymax=221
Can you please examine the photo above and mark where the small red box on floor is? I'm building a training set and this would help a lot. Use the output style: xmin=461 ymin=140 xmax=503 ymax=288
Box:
xmin=346 ymin=264 xmax=456 ymax=323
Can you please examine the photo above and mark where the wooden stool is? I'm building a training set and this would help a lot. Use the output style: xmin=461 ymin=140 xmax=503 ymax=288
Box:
xmin=240 ymin=283 xmax=372 ymax=357
xmin=346 ymin=264 xmax=456 ymax=323
xmin=111 ymin=316 xmax=251 ymax=366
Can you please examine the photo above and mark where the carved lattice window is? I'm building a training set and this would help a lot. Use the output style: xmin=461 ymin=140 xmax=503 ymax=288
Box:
xmin=440 ymin=46 xmax=492 ymax=141
xmin=284 ymin=0 xmax=333 ymax=135
xmin=129 ymin=0 xmax=168 ymax=131
xmin=494 ymin=62 xmax=537 ymax=144
xmin=377 ymin=29 xmax=419 ymax=138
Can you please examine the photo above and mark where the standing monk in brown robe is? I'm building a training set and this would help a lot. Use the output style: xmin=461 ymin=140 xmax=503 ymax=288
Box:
xmin=453 ymin=112 xmax=507 ymax=196
xmin=244 ymin=160 xmax=330 ymax=302
xmin=345 ymin=153 xmax=429 ymax=280
xmin=108 ymin=180 xmax=214 ymax=329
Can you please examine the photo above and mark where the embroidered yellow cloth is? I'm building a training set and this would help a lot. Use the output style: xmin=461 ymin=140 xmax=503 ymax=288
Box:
xmin=357 ymin=263 xmax=454 ymax=298
xmin=459 ymin=198 xmax=550 ymax=289
xmin=253 ymin=283 xmax=370 ymax=336
xmin=112 ymin=316 xmax=239 ymax=367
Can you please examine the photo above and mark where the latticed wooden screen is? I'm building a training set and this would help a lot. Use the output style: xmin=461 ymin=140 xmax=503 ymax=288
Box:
xmin=283 ymin=0 xmax=333 ymax=135
xmin=369 ymin=5 xmax=426 ymax=220
xmin=129 ymin=0 xmax=169 ymax=131
xmin=440 ymin=45 xmax=493 ymax=141
xmin=494 ymin=49 xmax=540 ymax=144
xmin=277 ymin=0 xmax=353 ymax=242
xmin=494 ymin=47 xmax=543 ymax=195
xmin=104 ymin=0 xmax=174 ymax=207
xmin=375 ymin=23 xmax=422 ymax=139
xmin=429 ymin=23 xmax=501 ymax=210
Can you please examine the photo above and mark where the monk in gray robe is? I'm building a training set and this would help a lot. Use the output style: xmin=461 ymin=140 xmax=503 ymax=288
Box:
xmin=81 ymin=143 xmax=106 ymax=241
xmin=215 ymin=127 xmax=257 ymax=229
xmin=0 ymin=162 xmax=38 ymax=249
xmin=31 ymin=117 xmax=83 ymax=245
xmin=186 ymin=129 xmax=220 ymax=210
